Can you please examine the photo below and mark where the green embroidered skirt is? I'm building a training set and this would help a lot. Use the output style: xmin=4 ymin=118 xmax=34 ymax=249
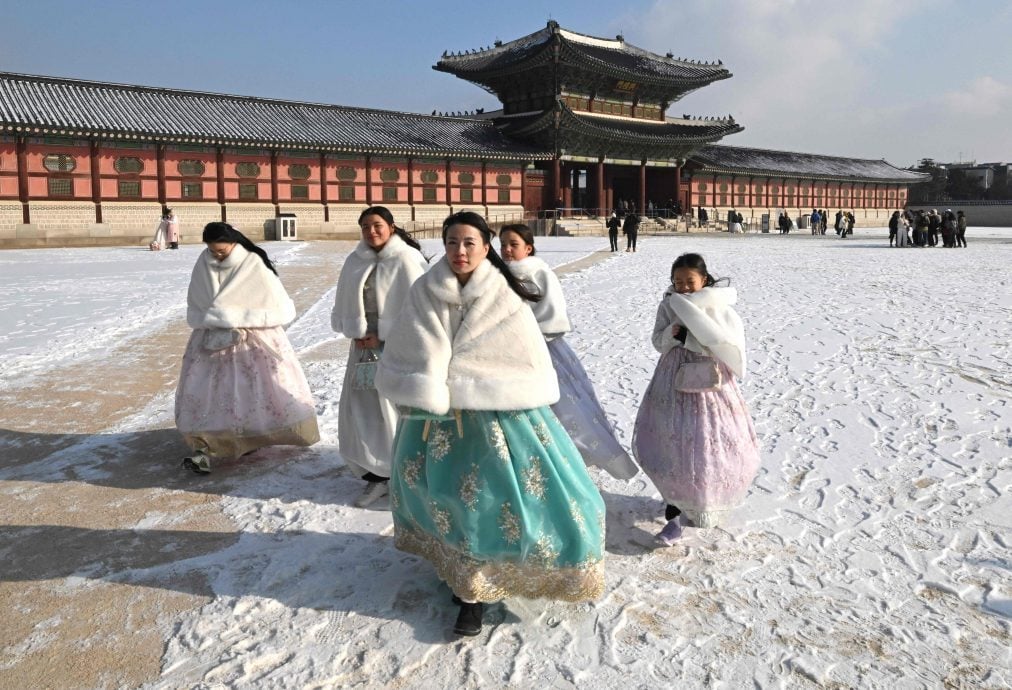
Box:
xmin=390 ymin=407 xmax=606 ymax=603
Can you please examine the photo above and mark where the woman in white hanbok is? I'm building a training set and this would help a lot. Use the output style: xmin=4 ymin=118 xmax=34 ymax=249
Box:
xmin=331 ymin=206 xmax=428 ymax=507
xmin=500 ymin=224 xmax=637 ymax=480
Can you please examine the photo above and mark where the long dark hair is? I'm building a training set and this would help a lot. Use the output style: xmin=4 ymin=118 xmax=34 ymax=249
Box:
xmin=202 ymin=222 xmax=278 ymax=275
xmin=441 ymin=211 xmax=541 ymax=302
xmin=670 ymin=252 xmax=727 ymax=288
xmin=358 ymin=205 xmax=422 ymax=252
xmin=499 ymin=223 xmax=537 ymax=256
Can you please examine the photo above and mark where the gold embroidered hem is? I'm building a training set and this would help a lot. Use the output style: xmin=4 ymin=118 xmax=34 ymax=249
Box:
xmin=182 ymin=415 xmax=320 ymax=460
xmin=395 ymin=525 xmax=605 ymax=603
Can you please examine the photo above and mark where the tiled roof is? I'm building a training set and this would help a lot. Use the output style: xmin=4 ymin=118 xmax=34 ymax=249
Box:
xmin=0 ymin=72 xmax=548 ymax=159
xmin=436 ymin=22 xmax=730 ymax=86
xmin=692 ymin=144 xmax=926 ymax=182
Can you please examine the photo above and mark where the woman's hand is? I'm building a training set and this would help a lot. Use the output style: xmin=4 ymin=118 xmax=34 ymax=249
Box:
xmin=356 ymin=333 xmax=381 ymax=349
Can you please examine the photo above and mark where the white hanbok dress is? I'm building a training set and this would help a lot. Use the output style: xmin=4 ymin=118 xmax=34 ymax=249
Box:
xmin=508 ymin=256 xmax=637 ymax=479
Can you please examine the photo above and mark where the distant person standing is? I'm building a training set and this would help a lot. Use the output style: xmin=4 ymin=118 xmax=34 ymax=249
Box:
xmin=928 ymin=210 xmax=941 ymax=247
xmin=606 ymin=212 xmax=621 ymax=252
xmin=623 ymin=211 xmax=640 ymax=252
xmin=810 ymin=209 xmax=822 ymax=236
xmin=940 ymin=209 xmax=957 ymax=248
xmin=956 ymin=210 xmax=968 ymax=247
xmin=165 ymin=208 xmax=180 ymax=249
xmin=149 ymin=211 xmax=167 ymax=251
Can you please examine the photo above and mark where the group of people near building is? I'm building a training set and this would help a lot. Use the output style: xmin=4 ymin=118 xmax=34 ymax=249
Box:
xmin=889 ymin=208 xmax=968 ymax=248
xmin=172 ymin=206 xmax=760 ymax=638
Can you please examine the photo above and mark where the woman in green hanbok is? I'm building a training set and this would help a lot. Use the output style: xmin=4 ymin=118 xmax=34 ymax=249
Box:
xmin=375 ymin=211 xmax=605 ymax=637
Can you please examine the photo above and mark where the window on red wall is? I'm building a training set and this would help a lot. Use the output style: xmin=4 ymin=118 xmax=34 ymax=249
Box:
xmin=48 ymin=177 xmax=73 ymax=196
xmin=239 ymin=183 xmax=258 ymax=200
xmin=291 ymin=185 xmax=309 ymax=200
xmin=118 ymin=180 xmax=141 ymax=198
xmin=182 ymin=183 xmax=202 ymax=199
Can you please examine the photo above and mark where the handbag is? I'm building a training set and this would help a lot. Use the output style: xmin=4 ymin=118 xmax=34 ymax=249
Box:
xmin=674 ymin=359 xmax=723 ymax=393
xmin=352 ymin=347 xmax=380 ymax=390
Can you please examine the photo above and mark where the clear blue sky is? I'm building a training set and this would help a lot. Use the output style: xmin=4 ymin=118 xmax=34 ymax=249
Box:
xmin=3 ymin=0 xmax=1010 ymax=166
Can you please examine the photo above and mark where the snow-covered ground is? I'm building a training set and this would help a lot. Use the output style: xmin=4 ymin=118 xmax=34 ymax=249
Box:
xmin=2 ymin=230 xmax=1010 ymax=688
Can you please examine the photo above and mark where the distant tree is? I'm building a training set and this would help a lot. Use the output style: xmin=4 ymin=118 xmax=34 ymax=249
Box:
xmin=907 ymin=159 xmax=947 ymax=203
xmin=946 ymin=169 xmax=986 ymax=200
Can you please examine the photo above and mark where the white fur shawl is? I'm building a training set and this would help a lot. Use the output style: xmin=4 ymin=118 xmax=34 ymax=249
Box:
xmin=187 ymin=244 xmax=296 ymax=329
xmin=652 ymin=286 xmax=747 ymax=378
xmin=331 ymin=234 xmax=428 ymax=341
xmin=375 ymin=257 xmax=559 ymax=414
xmin=506 ymin=256 xmax=572 ymax=337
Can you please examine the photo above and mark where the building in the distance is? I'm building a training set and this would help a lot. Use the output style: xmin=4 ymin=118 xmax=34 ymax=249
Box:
xmin=0 ymin=21 xmax=923 ymax=246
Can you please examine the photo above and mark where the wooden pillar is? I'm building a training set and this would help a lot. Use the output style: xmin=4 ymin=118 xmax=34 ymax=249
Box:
xmin=480 ymin=161 xmax=487 ymax=207
xmin=596 ymin=158 xmax=605 ymax=216
xmin=748 ymin=175 xmax=754 ymax=209
xmin=319 ymin=151 xmax=329 ymax=222
xmin=407 ymin=157 xmax=415 ymax=218
xmin=16 ymin=136 xmax=29 ymax=224
xmin=520 ymin=164 xmax=527 ymax=210
xmin=90 ymin=139 xmax=103 ymax=223
xmin=674 ymin=163 xmax=682 ymax=211
xmin=270 ymin=149 xmax=279 ymax=213
xmin=365 ymin=155 xmax=373 ymax=206
xmin=638 ymin=161 xmax=647 ymax=214
xmin=551 ymin=156 xmax=561 ymax=212
xmin=216 ymin=146 xmax=226 ymax=222
xmin=561 ymin=163 xmax=572 ymax=215
xmin=156 ymin=142 xmax=166 ymax=207
xmin=444 ymin=159 xmax=452 ymax=208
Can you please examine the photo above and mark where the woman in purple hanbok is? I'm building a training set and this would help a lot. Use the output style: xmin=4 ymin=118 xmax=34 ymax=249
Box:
xmin=633 ymin=253 xmax=760 ymax=544
xmin=175 ymin=222 xmax=319 ymax=473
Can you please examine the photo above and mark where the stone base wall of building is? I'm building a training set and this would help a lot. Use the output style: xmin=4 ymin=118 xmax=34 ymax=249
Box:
xmin=225 ymin=204 xmax=278 ymax=241
xmin=170 ymin=203 xmax=225 ymax=242
xmin=0 ymin=202 xmax=22 ymax=241
xmin=0 ymin=201 xmax=542 ymax=248
xmin=99 ymin=202 xmax=166 ymax=238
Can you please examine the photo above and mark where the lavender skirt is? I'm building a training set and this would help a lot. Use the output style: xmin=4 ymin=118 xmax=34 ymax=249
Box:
xmin=632 ymin=346 xmax=760 ymax=525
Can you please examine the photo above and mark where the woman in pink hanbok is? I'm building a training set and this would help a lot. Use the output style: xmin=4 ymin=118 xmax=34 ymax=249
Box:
xmin=633 ymin=253 xmax=760 ymax=543
xmin=175 ymin=222 xmax=319 ymax=473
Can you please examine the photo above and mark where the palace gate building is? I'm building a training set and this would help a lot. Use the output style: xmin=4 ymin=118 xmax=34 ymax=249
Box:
xmin=0 ymin=22 xmax=923 ymax=246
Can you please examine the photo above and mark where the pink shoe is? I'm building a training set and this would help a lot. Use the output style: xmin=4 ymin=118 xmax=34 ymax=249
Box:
xmin=655 ymin=519 xmax=683 ymax=546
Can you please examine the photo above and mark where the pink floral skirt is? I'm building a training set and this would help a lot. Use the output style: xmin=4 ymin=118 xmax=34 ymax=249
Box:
xmin=175 ymin=326 xmax=319 ymax=460
xmin=633 ymin=347 xmax=760 ymax=523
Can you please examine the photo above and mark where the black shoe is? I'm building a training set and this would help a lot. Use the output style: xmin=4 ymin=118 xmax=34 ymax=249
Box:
xmin=453 ymin=603 xmax=483 ymax=636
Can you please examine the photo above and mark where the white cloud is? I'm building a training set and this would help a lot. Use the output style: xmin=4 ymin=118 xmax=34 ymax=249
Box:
xmin=941 ymin=76 xmax=1012 ymax=118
